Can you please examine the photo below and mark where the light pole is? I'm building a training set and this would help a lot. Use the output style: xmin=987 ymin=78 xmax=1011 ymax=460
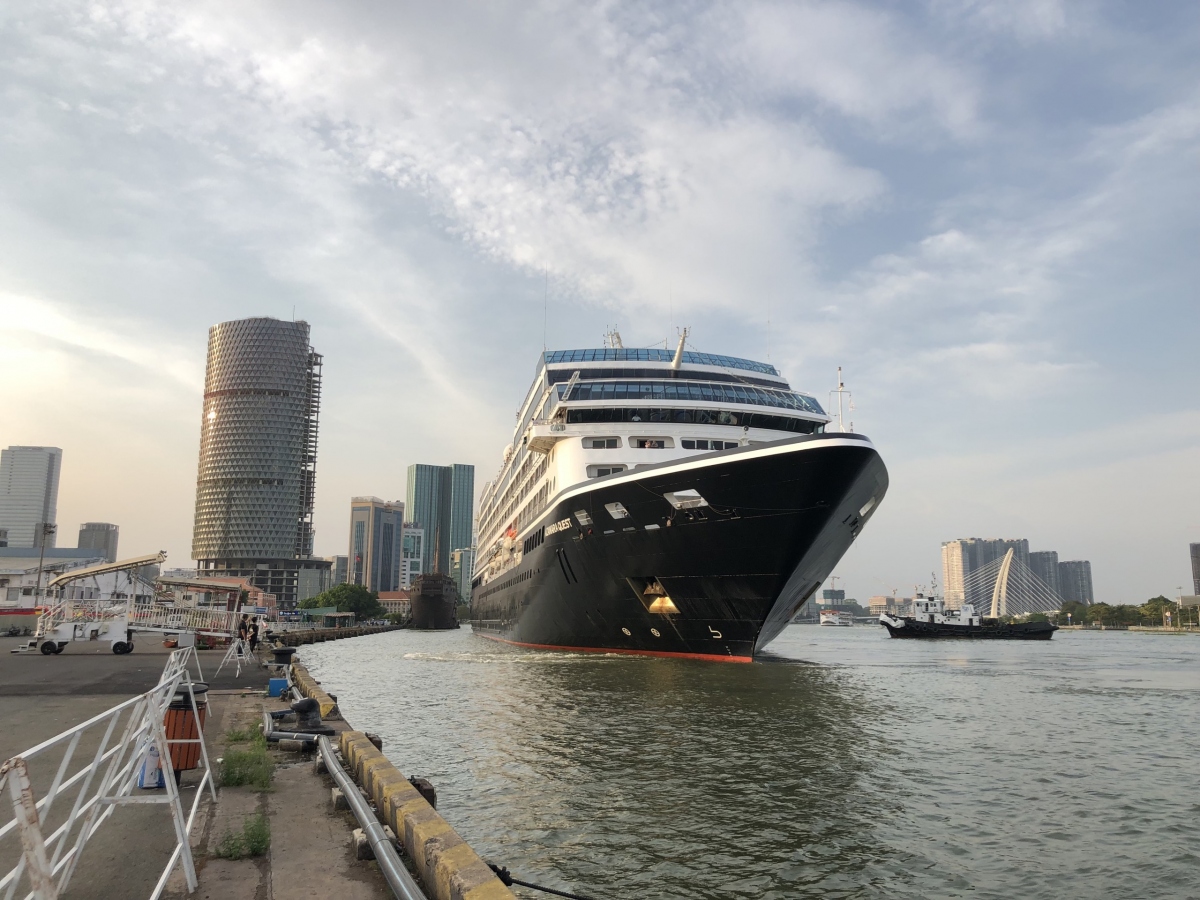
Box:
xmin=32 ymin=523 xmax=56 ymax=610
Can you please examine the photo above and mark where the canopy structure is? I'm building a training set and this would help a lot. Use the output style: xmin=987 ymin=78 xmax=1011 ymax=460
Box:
xmin=46 ymin=551 xmax=167 ymax=589
xmin=156 ymin=576 xmax=247 ymax=592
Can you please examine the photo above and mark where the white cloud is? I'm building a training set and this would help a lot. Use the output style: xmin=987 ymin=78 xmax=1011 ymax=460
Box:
xmin=741 ymin=2 xmax=980 ymax=138
xmin=0 ymin=0 xmax=1196 ymax=599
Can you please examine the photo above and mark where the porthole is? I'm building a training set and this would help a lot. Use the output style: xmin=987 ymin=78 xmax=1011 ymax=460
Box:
xmin=650 ymin=628 xmax=661 ymax=638
xmin=621 ymin=627 xmax=631 ymax=636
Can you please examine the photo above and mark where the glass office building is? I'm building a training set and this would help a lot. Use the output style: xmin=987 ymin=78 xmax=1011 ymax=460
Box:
xmin=348 ymin=497 xmax=405 ymax=593
xmin=405 ymin=463 xmax=474 ymax=576
xmin=0 ymin=446 xmax=62 ymax=549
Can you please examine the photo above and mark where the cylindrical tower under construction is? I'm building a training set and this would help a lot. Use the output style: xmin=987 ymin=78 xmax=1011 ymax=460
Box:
xmin=191 ymin=317 xmax=326 ymax=608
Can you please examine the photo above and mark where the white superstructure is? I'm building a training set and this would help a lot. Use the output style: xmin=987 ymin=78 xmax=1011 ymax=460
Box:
xmin=474 ymin=333 xmax=832 ymax=588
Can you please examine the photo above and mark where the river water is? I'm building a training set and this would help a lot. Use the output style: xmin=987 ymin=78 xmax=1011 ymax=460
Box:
xmin=301 ymin=626 xmax=1200 ymax=899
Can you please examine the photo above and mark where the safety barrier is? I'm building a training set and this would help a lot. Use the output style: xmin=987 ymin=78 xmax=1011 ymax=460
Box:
xmin=0 ymin=647 xmax=215 ymax=900
xmin=290 ymin=662 xmax=340 ymax=720
xmin=338 ymin=731 xmax=514 ymax=900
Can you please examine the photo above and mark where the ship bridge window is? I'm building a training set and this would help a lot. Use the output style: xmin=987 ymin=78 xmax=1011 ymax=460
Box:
xmin=682 ymin=439 xmax=739 ymax=451
xmin=587 ymin=465 xmax=626 ymax=478
xmin=562 ymin=380 xmax=823 ymax=414
xmin=632 ymin=437 xmax=674 ymax=449
xmin=584 ymin=437 xmax=621 ymax=449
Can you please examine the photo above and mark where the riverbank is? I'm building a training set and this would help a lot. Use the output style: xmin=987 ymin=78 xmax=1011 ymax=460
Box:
xmin=1 ymin=631 xmax=516 ymax=900
xmin=0 ymin=637 xmax=394 ymax=899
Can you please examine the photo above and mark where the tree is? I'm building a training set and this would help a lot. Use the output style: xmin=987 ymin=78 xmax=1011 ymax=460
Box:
xmin=1054 ymin=600 xmax=1089 ymax=625
xmin=300 ymin=583 xmax=384 ymax=620
xmin=1139 ymin=595 xmax=1177 ymax=625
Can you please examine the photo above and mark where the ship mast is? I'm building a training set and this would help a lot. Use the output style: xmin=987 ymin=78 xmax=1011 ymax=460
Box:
xmin=670 ymin=328 xmax=689 ymax=370
xmin=830 ymin=367 xmax=854 ymax=433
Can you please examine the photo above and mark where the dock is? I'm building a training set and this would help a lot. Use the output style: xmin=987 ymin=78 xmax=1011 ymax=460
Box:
xmin=0 ymin=631 xmax=514 ymax=900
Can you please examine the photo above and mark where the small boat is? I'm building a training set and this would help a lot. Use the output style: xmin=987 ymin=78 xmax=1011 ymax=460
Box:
xmin=819 ymin=610 xmax=854 ymax=627
xmin=879 ymin=595 xmax=1057 ymax=640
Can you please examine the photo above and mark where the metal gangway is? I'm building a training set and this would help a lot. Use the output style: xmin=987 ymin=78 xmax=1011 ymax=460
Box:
xmin=1 ymin=647 xmax=215 ymax=899
xmin=15 ymin=553 xmax=167 ymax=655
xmin=16 ymin=555 xmax=247 ymax=656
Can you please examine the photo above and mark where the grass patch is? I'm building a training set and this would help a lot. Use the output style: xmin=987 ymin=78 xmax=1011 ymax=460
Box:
xmin=219 ymin=737 xmax=273 ymax=790
xmin=214 ymin=813 xmax=270 ymax=859
xmin=224 ymin=726 xmax=260 ymax=744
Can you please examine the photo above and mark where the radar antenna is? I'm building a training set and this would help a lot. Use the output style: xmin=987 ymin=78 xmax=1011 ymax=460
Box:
xmin=603 ymin=328 xmax=624 ymax=349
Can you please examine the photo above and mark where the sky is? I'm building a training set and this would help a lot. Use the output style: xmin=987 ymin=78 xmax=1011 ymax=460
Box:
xmin=2 ymin=0 xmax=1198 ymax=603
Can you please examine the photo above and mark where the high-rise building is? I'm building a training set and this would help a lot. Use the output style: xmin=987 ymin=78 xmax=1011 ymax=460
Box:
xmin=1028 ymin=550 xmax=1060 ymax=596
xmin=401 ymin=525 xmax=424 ymax=588
xmin=191 ymin=317 xmax=329 ymax=610
xmin=405 ymin=464 xmax=475 ymax=575
xmin=347 ymin=497 xmax=405 ymax=593
xmin=450 ymin=547 xmax=475 ymax=606
xmin=1058 ymin=560 xmax=1094 ymax=604
xmin=1190 ymin=544 xmax=1200 ymax=596
xmin=329 ymin=555 xmax=348 ymax=586
xmin=78 ymin=522 xmax=119 ymax=563
xmin=0 ymin=446 xmax=62 ymax=549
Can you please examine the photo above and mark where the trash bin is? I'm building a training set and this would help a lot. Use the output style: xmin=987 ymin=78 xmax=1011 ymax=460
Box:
xmin=164 ymin=682 xmax=209 ymax=774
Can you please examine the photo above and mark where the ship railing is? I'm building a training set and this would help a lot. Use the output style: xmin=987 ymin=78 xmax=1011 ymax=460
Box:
xmin=0 ymin=647 xmax=215 ymax=900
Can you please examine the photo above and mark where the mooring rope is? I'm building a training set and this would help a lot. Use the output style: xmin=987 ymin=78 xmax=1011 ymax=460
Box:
xmin=487 ymin=863 xmax=605 ymax=900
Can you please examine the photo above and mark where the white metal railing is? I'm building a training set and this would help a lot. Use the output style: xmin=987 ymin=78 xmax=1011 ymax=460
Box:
xmin=128 ymin=601 xmax=241 ymax=637
xmin=0 ymin=647 xmax=215 ymax=900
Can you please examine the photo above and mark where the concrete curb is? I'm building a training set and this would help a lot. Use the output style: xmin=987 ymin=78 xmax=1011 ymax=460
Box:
xmin=339 ymin=731 xmax=514 ymax=900
xmin=291 ymin=662 xmax=341 ymax=720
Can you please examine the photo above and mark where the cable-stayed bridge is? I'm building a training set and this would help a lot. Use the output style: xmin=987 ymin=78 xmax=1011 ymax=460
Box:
xmin=961 ymin=548 xmax=1066 ymax=617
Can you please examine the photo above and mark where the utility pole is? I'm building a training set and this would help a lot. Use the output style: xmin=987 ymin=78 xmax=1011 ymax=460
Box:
xmin=33 ymin=522 xmax=56 ymax=610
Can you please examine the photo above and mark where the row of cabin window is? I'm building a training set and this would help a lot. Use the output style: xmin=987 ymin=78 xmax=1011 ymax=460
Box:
xmin=584 ymin=437 xmax=740 ymax=450
xmin=566 ymin=407 xmax=824 ymax=434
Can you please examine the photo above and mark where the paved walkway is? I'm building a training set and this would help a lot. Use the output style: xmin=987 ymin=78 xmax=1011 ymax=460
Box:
xmin=1 ymin=637 xmax=392 ymax=900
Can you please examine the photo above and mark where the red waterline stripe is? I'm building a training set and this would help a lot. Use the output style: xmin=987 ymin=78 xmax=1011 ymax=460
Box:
xmin=476 ymin=631 xmax=753 ymax=663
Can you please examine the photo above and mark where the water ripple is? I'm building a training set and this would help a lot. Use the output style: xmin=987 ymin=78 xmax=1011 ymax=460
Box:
xmin=302 ymin=626 xmax=1200 ymax=899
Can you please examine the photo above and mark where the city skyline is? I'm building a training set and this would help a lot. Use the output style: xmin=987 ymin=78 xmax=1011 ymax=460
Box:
xmin=2 ymin=3 xmax=1198 ymax=601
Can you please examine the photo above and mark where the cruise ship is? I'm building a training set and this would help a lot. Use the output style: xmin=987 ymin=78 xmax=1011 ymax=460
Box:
xmin=470 ymin=332 xmax=888 ymax=662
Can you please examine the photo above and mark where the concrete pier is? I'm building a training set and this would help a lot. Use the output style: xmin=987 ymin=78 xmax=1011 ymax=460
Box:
xmin=2 ymin=629 xmax=517 ymax=900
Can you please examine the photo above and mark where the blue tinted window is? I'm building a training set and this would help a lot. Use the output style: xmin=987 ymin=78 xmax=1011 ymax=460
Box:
xmin=544 ymin=348 xmax=779 ymax=376
xmin=563 ymin=380 xmax=824 ymax=414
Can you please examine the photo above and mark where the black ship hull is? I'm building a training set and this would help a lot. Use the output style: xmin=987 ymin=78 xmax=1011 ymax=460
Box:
xmin=880 ymin=618 xmax=1058 ymax=640
xmin=471 ymin=433 xmax=888 ymax=661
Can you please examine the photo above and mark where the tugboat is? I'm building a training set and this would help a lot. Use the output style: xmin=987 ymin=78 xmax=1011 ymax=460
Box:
xmin=879 ymin=595 xmax=1058 ymax=640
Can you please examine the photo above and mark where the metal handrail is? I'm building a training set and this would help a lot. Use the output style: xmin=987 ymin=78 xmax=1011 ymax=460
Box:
xmin=1 ymin=648 xmax=215 ymax=900
xmin=316 ymin=737 xmax=426 ymax=900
